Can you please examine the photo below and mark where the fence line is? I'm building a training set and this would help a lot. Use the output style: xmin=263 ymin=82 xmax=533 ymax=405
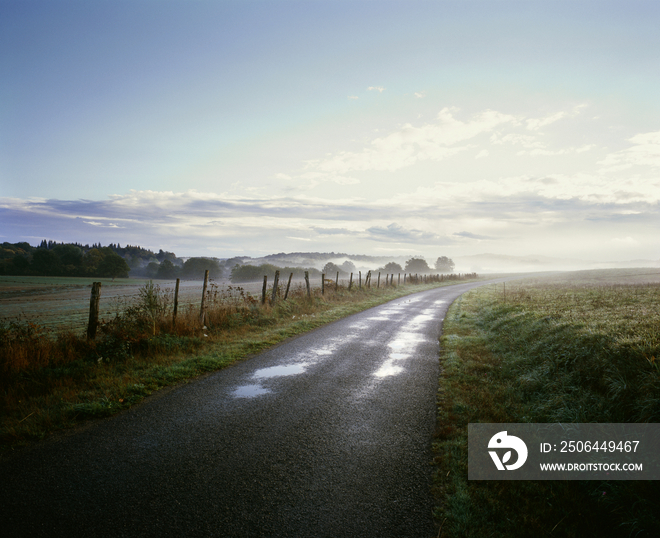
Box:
xmin=84 ymin=272 xmax=480 ymax=335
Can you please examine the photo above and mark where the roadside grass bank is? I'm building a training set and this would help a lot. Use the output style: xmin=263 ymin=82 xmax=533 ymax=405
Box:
xmin=433 ymin=271 xmax=660 ymax=537
xmin=1 ymin=277 xmax=480 ymax=449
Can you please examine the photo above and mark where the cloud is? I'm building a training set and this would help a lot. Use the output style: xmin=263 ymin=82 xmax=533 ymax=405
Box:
xmin=414 ymin=91 xmax=426 ymax=98
xmin=525 ymin=105 xmax=587 ymax=131
xmin=367 ymin=86 xmax=385 ymax=92
xmin=598 ymin=130 xmax=660 ymax=170
xmin=348 ymin=95 xmax=359 ymax=100
xmin=366 ymin=223 xmax=453 ymax=245
xmin=491 ymin=132 xmax=543 ymax=149
xmin=82 ymin=220 xmax=120 ymax=228
xmin=611 ymin=236 xmax=639 ymax=246
xmin=526 ymin=111 xmax=567 ymax=131
xmin=304 ymin=108 xmax=516 ymax=175
xmin=453 ymin=231 xmax=493 ymax=240
xmin=312 ymin=227 xmax=353 ymax=236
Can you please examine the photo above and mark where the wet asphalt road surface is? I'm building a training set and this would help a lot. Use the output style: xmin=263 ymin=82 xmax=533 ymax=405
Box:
xmin=1 ymin=281 xmax=502 ymax=538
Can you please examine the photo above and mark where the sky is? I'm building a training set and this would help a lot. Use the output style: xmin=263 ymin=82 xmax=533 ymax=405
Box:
xmin=2 ymin=0 xmax=659 ymax=264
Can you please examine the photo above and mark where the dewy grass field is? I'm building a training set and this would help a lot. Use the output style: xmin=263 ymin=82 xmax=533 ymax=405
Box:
xmin=433 ymin=269 xmax=660 ymax=538
xmin=0 ymin=274 xmax=477 ymax=449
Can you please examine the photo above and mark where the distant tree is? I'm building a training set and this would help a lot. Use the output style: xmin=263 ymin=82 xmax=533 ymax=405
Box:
xmin=379 ymin=262 xmax=403 ymax=273
xmin=435 ymin=256 xmax=455 ymax=273
xmin=156 ymin=259 xmax=180 ymax=279
xmin=52 ymin=244 xmax=83 ymax=268
xmin=156 ymin=249 xmax=178 ymax=263
xmin=11 ymin=254 xmax=30 ymax=274
xmin=322 ymin=262 xmax=342 ymax=276
xmin=404 ymin=257 xmax=431 ymax=273
xmin=340 ymin=260 xmax=356 ymax=274
xmin=231 ymin=263 xmax=279 ymax=282
xmin=145 ymin=262 xmax=160 ymax=279
xmin=31 ymin=249 xmax=62 ymax=275
xmin=83 ymin=248 xmax=105 ymax=275
xmin=182 ymin=257 xmax=222 ymax=279
xmin=97 ymin=250 xmax=130 ymax=279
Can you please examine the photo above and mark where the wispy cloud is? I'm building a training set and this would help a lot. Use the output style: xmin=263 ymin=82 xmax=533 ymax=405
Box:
xmin=366 ymin=223 xmax=453 ymax=245
xmin=367 ymin=86 xmax=385 ymax=92
xmin=526 ymin=111 xmax=567 ymax=131
xmin=454 ymin=231 xmax=493 ymax=240
xmin=598 ymin=131 xmax=660 ymax=170
xmin=302 ymin=108 xmax=516 ymax=177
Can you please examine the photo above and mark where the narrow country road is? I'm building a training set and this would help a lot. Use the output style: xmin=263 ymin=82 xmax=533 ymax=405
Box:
xmin=1 ymin=280 xmax=505 ymax=538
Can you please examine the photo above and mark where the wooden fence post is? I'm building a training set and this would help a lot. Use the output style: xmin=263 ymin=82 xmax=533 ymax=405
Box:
xmin=284 ymin=272 xmax=293 ymax=300
xmin=272 ymin=270 xmax=280 ymax=303
xmin=377 ymin=272 xmax=381 ymax=289
xmin=261 ymin=275 xmax=268 ymax=305
xmin=200 ymin=270 xmax=209 ymax=325
xmin=172 ymin=278 xmax=180 ymax=329
xmin=366 ymin=271 xmax=371 ymax=288
xmin=398 ymin=273 xmax=401 ymax=285
xmin=321 ymin=273 xmax=325 ymax=295
xmin=348 ymin=272 xmax=353 ymax=291
xmin=87 ymin=282 xmax=102 ymax=340
xmin=335 ymin=271 xmax=339 ymax=289
xmin=358 ymin=271 xmax=361 ymax=289
xmin=304 ymin=271 xmax=311 ymax=298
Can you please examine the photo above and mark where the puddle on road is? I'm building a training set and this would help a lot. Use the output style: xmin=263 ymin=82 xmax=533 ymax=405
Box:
xmin=232 ymin=384 xmax=271 ymax=398
xmin=389 ymin=333 xmax=425 ymax=351
xmin=232 ymin=362 xmax=312 ymax=398
xmin=253 ymin=363 xmax=308 ymax=379
xmin=374 ymin=361 xmax=404 ymax=378
xmin=374 ymin=352 xmax=412 ymax=378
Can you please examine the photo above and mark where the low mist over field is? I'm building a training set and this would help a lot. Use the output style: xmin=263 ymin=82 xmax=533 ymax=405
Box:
xmin=2 ymin=2 xmax=659 ymax=265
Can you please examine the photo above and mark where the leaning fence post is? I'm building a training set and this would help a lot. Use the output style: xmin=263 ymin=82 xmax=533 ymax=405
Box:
xmin=200 ymin=270 xmax=209 ymax=325
xmin=304 ymin=271 xmax=311 ymax=298
xmin=322 ymin=273 xmax=325 ymax=295
xmin=335 ymin=271 xmax=339 ymax=289
xmin=272 ymin=270 xmax=280 ymax=303
xmin=377 ymin=272 xmax=381 ymax=288
xmin=261 ymin=275 xmax=268 ymax=305
xmin=87 ymin=281 xmax=102 ymax=340
xmin=284 ymin=272 xmax=293 ymax=300
xmin=348 ymin=272 xmax=353 ymax=291
xmin=172 ymin=278 xmax=180 ymax=329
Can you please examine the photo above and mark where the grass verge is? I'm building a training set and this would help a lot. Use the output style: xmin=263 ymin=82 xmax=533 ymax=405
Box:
xmin=433 ymin=275 xmax=660 ymax=537
xmin=1 ymin=278 xmax=477 ymax=450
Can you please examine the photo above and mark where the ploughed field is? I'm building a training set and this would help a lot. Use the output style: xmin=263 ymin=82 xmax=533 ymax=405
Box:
xmin=0 ymin=276 xmax=324 ymax=333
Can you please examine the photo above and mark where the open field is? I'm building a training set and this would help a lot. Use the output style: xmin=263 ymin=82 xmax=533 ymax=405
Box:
xmin=433 ymin=268 xmax=660 ymax=537
xmin=0 ymin=275 xmax=340 ymax=333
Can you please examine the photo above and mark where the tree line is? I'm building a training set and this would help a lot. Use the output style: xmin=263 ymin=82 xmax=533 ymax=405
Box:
xmin=231 ymin=256 xmax=456 ymax=283
xmin=0 ymin=241 xmax=456 ymax=281
xmin=0 ymin=242 xmax=130 ymax=279
xmin=0 ymin=241 xmax=223 ymax=280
